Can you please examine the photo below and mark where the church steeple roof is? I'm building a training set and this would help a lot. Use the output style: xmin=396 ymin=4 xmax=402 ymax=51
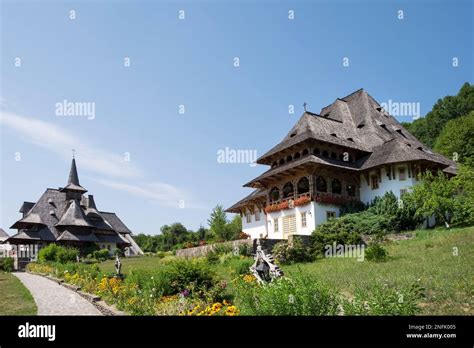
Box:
xmin=55 ymin=199 xmax=93 ymax=228
xmin=60 ymin=158 xmax=87 ymax=193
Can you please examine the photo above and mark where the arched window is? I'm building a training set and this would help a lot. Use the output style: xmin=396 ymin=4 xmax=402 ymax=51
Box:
xmin=322 ymin=150 xmax=329 ymax=157
xmin=279 ymin=158 xmax=285 ymax=165
xmin=302 ymin=149 xmax=309 ymax=156
xmin=316 ymin=176 xmax=327 ymax=192
xmin=271 ymin=161 xmax=278 ymax=168
xmin=332 ymin=179 xmax=342 ymax=194
xmin=282 ymin=182 xmax=294 ymax=199
xmin=286 ymin=155 xmax=293 ymax=162
xmin=269 ymin=187 xmax=280 ymax=202
xmin=338 ymin=153 xmax=344 ymax=161
xmin=294 ymin=152 xmax=301 ymax=160
xmin=297 ymin=177 xmax=310 ymax=194
xmin=331 ymin=152 xmax=337 ymax=159
xmin=346 ymin=183 xmax=356 ymax=197
xmin=313 ymin=148 xmax=320 ymax=155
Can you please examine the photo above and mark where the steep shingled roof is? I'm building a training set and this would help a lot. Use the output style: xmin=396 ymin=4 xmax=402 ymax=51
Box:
xmin=257 ymin=89 xmax=427 ymax=164
xmin=55 ymin=199 xmax=94 ymax=227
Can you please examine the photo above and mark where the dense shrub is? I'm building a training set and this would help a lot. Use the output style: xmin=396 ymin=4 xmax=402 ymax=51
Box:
xmin=81 ymin=242 xmax=99 ymax=257
xmin=237 ymin=243 xmax=252 ymax=257
xmin=339 ymin=200 xmax=368 ymax=216
xmin=0 ymin=257 xmax=14 ymax=272
xmin=206 ymin=249 xmax=220 ymax=264
xmin=93 ymin=249 xmax=110 ymax=261
xmin=311 ymin=229 xmax=363 ymax=257
xmin=273 ymin=237 xmax=313 ymax=264
xmin=38 ymin=244 xmax=79 ymax=263
xmin=162 ymin=259 xmax=216 ymax=296
xmin=233 ymin=273 xmax=340 ymax=315
xmin=365 ymin=244 xmax=388 ymax=262
xmin=369 ymin=191 xmax=422 ymax=231
xmin=316 ymin=212 xmax=392 ymax=236
xmin=343 ymin=283 xmax=425 ymax=315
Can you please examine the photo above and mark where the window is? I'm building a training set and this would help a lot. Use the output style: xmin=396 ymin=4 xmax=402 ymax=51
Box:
xmin=274 ymin=218 xmax=279 ymax=233
xmin=399 ymin=167 xmax=406 ymax=181
xmin=279 ymin=158 xmax=285 ymax=165
xmin=371 ymin=175 xmax=379 ymax=190
xmin=331 ymin=152 xmax=337 ymax=159
xmin=294 ymin=152 xmax=301 ymax=159
xmin=322 ymin=150 xmax=329 ymax=157
xmin=246 ymin=212 xmax=251 ymax=223
xmin=316 ymin=176 xmax=327 ymax=192
xmin=282 ymin=215 xmax=296 ymax=237
xmin=286 ymin=155 xmax=293 ymax=162
xmin=301 ymin=212 xmax=307 ymax=228
xmin=270 ymin=187 xmax=280 ymax=202
xmin=302 ymin=149 xmax=309 ymax=156
xmin=297 ymin=177 xmax=310 ymax=194
xmin=313 ymin=148 xmax=320 ymax=155
xmin=107 ymin=245 xmax=111 ymax=251
xmin=332 ymin=179 xmax=342 ymax=194
xmin=327 ymin=211 xmax=336 ymax=220
xmin=255 ymin=209 xmax=260 ymax=221
xmin=283 ymin=182 xmax=294 ymax=199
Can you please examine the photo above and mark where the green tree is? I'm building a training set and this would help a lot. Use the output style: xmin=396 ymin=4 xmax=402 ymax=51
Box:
xmin=405 ymin=83 xmax=474 ymax=148
xmin=226 ymin=214 xmax=243 ymax=240
xmin=434 ymin=111 xmax=474 ymax=167
xmin=208 ymin=205 xmax=230 ymax=241
xmin=410 ymin=170 xmax=458 ymax=227
xmin=452 ymin=165 xmax=474 ymax=226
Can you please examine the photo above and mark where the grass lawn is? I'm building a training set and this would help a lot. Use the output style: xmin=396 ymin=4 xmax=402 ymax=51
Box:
xmin=99 ymin=226 xmax=473 ymax=315
xmin=0 ymin=272 xmax=37 ymax=315
xmin=282 ymin=226 xmax=474 ymax=315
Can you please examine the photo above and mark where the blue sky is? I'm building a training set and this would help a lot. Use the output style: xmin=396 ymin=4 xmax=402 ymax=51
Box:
xmin=1 ymin=0 xmax=472 ymax=234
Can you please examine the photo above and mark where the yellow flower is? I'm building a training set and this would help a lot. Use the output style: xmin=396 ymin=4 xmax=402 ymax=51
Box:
xmin=225 ymin=306 xmax=240 ymax=316
xmin=243 ymin=274 xmax=256 ymax=283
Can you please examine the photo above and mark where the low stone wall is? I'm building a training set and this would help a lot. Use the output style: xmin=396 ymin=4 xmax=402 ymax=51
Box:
xmin=176 ymin=235 xmax=312 ymax=258
xmin=175 ymin=239 xmax=253 ymax=258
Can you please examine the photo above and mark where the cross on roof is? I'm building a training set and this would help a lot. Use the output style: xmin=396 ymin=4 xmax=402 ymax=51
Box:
xmin=72 ymin=149 xmax=75 ymax=159
xmin=303 ymin=102 xmax=308 ymax=112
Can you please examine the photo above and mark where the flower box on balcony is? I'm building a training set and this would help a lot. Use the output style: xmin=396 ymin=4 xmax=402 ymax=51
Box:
xmin=294 ymin=195 xmax=311 ymax=207
xmin=314 ymin=193 xmax=359 ymax=206
xmin=264 ymin=196 xmax=311 ymax=214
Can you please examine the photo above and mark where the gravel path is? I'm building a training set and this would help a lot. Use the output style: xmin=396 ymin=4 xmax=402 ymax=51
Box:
xmin=13 ymin=272 xmax=102 ymax=316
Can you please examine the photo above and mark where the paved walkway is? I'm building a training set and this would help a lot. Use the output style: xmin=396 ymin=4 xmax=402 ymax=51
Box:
xmin=13 ymin=272 xmax=102 ymax=316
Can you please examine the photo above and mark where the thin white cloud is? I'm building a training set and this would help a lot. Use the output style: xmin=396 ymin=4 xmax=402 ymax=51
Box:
xmin=91 ymin=178 xmax=209 ymax=210
xmin=0 ymin=110 xmax=141 ymax=178
xmin=0 ymin=110 xmax=206 ymax=210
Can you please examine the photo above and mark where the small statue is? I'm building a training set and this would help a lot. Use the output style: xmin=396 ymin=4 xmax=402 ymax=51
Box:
xmin=114 ymin=254 xmax=122 ymax=276
xmin=76 ymin=255 xmax=80 ymax=263
xmin=250 ymin=240 xmax=284 ymax=284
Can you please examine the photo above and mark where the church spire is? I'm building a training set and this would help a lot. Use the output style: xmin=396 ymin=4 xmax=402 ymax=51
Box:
xmin=60 ymin=156 xmax=87 ymax=195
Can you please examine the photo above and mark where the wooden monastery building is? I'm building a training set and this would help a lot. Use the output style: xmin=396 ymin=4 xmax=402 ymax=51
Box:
xmin=6 ymin=158 xmax=143 ymax=256
xmin=226 ymin=89 xmax=457 ymax=239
